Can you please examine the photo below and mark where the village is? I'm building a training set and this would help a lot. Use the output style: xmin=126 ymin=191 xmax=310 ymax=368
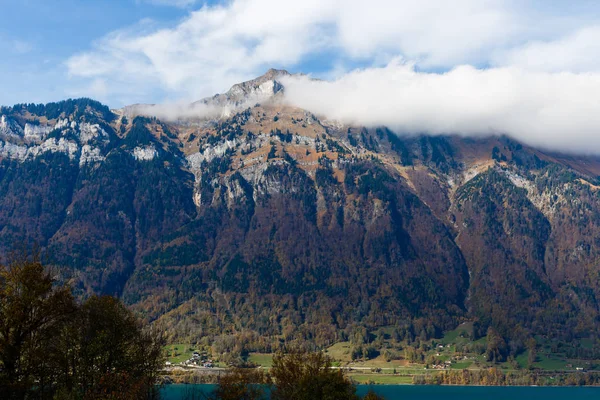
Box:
xmin=164 ymin=348 xmax=215 ymax=369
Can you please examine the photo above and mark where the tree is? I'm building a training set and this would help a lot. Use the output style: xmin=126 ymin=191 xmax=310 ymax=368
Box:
xmin=363 ymin=390 xmax=385 ymax=400
xmin=270 ymin=351 xmax=358 ymax=400
xmin=0 ymin=252 xmax=164 ymax=399
xmin=0 ymin=253 xmax=75 ymax=399
xmin=213 ymin=351 xmax=385 ymax=400
xmin=212 ymin=368 xmax=269 ymax=400
xmin=69 ymin=296 xmax=164 ymax=399
xmin=526 ymin=337 xmax=537 ymax=369
xmin=486 ymin=327 xmax=508 ymax=363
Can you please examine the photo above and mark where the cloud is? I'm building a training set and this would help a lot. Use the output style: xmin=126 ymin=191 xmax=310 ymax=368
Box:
xmin=493 ymin=26 xmax=600 ymax=73
xmin=66 ymin=0 xmax=528 ymax=105
xmin=281 ymin=61 xmax=600 ymax=154
xmin=63 ymin=0 xmax=600 ymax=153
xmin=124 ymin=102 xmax=224 ymax=121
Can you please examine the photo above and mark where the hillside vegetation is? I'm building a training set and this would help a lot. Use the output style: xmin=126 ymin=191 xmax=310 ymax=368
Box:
xmin=1 ymin=76 xmax=600 ymax=370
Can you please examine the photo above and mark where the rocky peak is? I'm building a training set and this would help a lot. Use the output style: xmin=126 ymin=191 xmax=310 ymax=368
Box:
xmin=119 ymin=69 xmax=296 ymax=121
xmin=197 ymin=69 xmax=293 ymax=110
xmin=230 ymin=68 xmax=290 ymax=94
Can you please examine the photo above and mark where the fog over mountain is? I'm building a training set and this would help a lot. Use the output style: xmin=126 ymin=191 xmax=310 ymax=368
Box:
xmin=4 ymin=0 xmax=600 ymax=156
xmin=130 ymin=62 xmax=600 ymax=155
xmin=280 ymin=62 xmax=600 ymax=154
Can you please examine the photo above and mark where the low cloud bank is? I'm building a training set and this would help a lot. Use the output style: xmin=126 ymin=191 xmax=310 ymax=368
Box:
xmin=125 ymin=102 xmax=223 ymax=121
xmin=281 ymin=61 xmax=600 ymax=154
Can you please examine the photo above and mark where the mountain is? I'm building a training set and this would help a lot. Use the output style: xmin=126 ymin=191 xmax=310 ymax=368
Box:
xmin=1 ymin=72 xmax=600 ymax=347
xmin=194 ymin=68 xmax=290 ymax=108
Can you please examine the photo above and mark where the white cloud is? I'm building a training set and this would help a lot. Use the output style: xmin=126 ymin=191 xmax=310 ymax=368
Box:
xmin=493 ymin=26 xmax=600 ymax=73
xmin=281 ymin=61 xmax=600 ymax=154
xmin=66 ymin=0 xmax=525 ymax=104
xmin=123 ymin=101 xmax=223 ymax=121
xmin=334 ymin=0 xmax=515 ymax=66
xmin=63 ymin=0 xmax=600 ymax=153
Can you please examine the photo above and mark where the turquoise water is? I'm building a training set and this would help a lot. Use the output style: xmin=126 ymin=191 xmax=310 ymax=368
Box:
xmin=161 ymin=384 xmax=600 ymax=399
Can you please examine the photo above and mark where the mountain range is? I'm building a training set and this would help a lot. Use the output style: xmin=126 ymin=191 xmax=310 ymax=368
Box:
xmin=1 ymin=70 xmax=599 ymax=345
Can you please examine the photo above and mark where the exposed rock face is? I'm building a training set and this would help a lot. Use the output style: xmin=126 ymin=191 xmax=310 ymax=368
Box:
xmin=196 ymin=68 xmax=290 ymax=109
xmin=132 ymin=145 xmax=158 ymax=161
xmin=1 ymin=79 xmax=600 ymax=343
xmin=0 ymin=115 xmax=24 ymax=138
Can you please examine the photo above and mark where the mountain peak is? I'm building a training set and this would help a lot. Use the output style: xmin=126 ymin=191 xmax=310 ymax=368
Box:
xmin=258 ymin=68 xmax=291 ymax=81
xmin=196 ymin=68 xmax=294 ymax=111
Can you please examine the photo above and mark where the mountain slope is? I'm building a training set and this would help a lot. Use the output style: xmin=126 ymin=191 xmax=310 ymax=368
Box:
xmin=1 ymin=74 xmax=600 ymax=346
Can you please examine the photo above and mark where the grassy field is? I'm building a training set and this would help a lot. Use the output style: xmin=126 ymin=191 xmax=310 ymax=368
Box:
xmin=581 ymin=338 xmax=595 ymax=349
xmin=440 ymin=322 xmax=473 ymax=345
xmin=347 ymin=359 xmax=411 ymax=369
xmin=164 ymin=343 xmax=196 ymax=363
xmin=325 ymin=342 xmax=353 ymax=362
xmin=349 ymin=374 xmax=414 ymax=384
xmin=248 ymin=353 xmax=274 ymax=368
xmin=515 ymin=350 xmax=571 ymax=371
xmin=450 ymin=361 xmax=473 ymax=369
xmin=534 ymin=353 xmax=569 ymax=370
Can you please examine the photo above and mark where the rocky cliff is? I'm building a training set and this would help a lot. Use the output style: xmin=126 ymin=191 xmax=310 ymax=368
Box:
xmin=1 ymin=73 xmax=600 ymax=344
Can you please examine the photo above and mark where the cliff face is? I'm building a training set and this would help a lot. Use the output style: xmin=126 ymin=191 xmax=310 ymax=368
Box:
xmin=2 ymin=78 xmax=600 ymax=342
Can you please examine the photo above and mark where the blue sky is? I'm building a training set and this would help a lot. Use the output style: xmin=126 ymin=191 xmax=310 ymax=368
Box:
xmin=0 ymin=0 xmax=192 ymax=105
xmin=0 ymin=0 xmax=337 ymax=106
xmin=2 ymin=0 xmax=600 ymax=109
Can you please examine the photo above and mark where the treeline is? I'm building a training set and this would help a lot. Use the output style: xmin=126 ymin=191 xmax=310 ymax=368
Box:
xmin=413 ymin=368 xmax=600 ymax=386
xmin=0 ymin=253 xmax=164 ymax=399
xmin=5 ymin=98 xmax=115 ymax=122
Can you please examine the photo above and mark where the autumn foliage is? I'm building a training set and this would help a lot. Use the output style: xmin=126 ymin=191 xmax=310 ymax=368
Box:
xmin=0 ymin=253 xmax=164 ymax=399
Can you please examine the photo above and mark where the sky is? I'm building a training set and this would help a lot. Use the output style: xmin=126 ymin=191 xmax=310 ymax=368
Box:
xmin=2 ymin=0 xmax=600 ymax=152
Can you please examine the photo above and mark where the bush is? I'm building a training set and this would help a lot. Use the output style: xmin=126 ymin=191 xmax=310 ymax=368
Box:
xmin=270 ymin=351 xmax=358 ymax=400
xmin=212 ymin=368 xmax=269 ymax=400
xmin=213 ymin=350 xmax=386 ymax=400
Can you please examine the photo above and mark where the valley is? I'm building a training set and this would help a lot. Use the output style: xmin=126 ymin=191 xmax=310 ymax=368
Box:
xmin=162 ymin=323 xmax=600 ymax=386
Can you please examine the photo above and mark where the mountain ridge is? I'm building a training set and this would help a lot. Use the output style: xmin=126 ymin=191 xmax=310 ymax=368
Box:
xmin=0 ymin=76 xmax=599 ymax=348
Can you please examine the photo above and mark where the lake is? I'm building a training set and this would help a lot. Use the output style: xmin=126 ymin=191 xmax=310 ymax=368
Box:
xmin=161 ymin=384 xmax=600 ymax=399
